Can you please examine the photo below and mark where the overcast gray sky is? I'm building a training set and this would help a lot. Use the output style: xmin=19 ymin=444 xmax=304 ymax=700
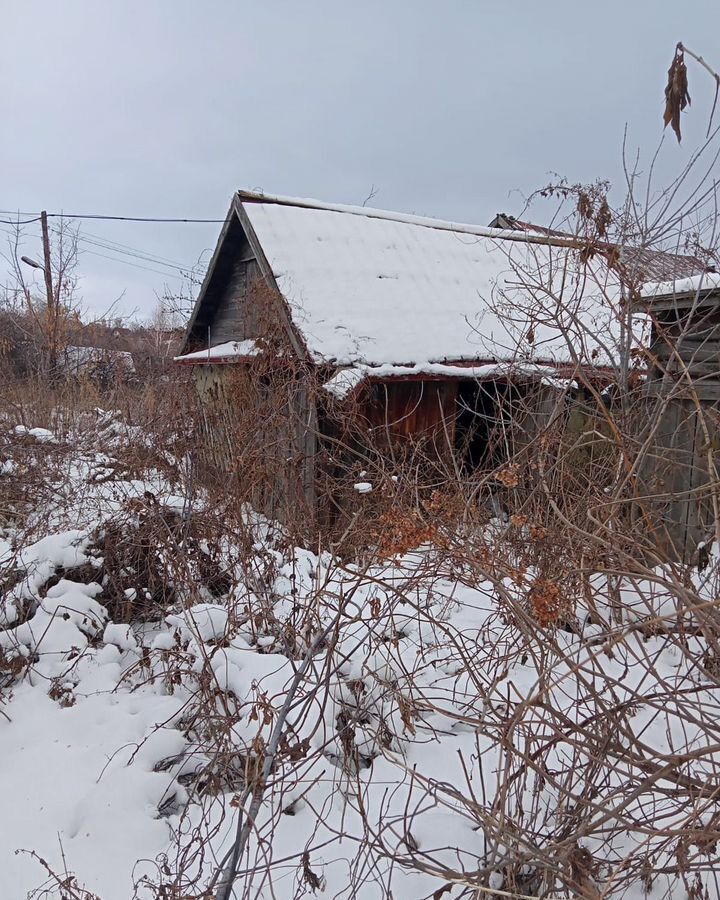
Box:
xmin=2 ymin=0 xmax=719 ymax=321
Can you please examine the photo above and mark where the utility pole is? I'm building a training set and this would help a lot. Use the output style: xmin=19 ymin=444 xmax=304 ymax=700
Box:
xmin=39 ymin=210 xmax=56 ymax=372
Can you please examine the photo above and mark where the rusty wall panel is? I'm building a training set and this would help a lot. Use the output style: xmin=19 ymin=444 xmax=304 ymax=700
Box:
xmin=361 ymin=380 xmax=458 ymax=443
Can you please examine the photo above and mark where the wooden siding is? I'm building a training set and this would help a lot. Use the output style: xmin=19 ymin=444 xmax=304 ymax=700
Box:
xmin=207 ymin=257 xmax=262 ymax=346
xmin=361 ymin=380 xmax=458 ymax=446
xmin=193 ymin=363 xmax=317 ymax=534
xmin=650 ymin=303 xmax=720 ymax=382
xmin=511 ymin=382 xmax=567 ymax=451
xmin=186 ymin=214 xmax=269 ymax=349
xmin=634 ymin=293 xmax=720 ymax=562
xmin=186 ymin=214 xmax=246 ymax=346
xmin=635 ymin=386 xmax=720 ymax=561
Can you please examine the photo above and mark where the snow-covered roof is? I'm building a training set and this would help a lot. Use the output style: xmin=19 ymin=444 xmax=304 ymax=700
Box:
xmin=641 ymin=271 xmax=720 ymax=299
xmin=182 ymin=192 xmax=657 ymax=368
xmin=239 ymin=193 xmax=624 ymax=367
xmin=322 ymin=361 xmax=574 ymax=400
xmin=174 ymin=339 xmax=261 ymax=365
xmin=62 ymin=345 xmax=135 ymax=374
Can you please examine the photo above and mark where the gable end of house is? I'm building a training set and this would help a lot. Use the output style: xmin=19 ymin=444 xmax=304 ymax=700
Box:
xmin=181 ymin=198 xmax=306 ymax=358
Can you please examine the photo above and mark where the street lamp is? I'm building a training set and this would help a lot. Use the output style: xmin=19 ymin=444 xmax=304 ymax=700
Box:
xmin=20 ymin=227 xmax=57 ymax=372
xmin=20 ymin=255 xmax=47 ymax=272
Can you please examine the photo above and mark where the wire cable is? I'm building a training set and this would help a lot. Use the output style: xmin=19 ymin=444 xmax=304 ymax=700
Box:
xmin=0 ymin=224 xmax=194 ymax=281
xmin=2 ymin=213 xmax=205 ymax=271
xmin=0 ymin=210 xmax=224 ymax=225
xmin=74 ymin=234 xmax=196 ymax=275
xmin=74 ymin=227 xmax=196 ymax=270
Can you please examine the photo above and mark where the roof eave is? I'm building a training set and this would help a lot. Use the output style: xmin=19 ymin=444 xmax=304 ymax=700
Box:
xmin=633 ymin=285 xmax=720 ymax=312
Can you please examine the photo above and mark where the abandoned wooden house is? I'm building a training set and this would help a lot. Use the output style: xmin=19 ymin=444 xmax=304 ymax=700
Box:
xmin=176 ymin=190 xmax=705 ymax=541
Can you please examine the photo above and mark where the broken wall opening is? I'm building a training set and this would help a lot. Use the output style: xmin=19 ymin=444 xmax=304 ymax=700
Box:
xmin=454 ymin=378 xmax=567 ymax=474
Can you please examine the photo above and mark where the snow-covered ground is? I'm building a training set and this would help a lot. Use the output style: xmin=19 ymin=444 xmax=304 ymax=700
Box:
xmin=2 ymin=410 xmax=720 ymax=899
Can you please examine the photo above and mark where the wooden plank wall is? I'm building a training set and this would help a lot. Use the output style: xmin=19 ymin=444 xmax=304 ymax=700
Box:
xmin=506 ymin=382 xmax=565 ymax=453
xmin=634 ymin=385 xmax=720 ymax=562
xmin=209 ymin=257 xmax=261 ymax=345
xmin=361 ymin=380 xmax=458 ymax=448
xmin=637 ymin=299 xmax=720 ymax=561
xmin=193 ymin=362 xmax=317 ymax=538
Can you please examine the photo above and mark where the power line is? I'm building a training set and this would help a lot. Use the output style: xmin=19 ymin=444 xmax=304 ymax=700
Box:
xmin=80 ymin=248 xmax=190 ymax=281
xmin=76 ymin=227 xmax=197 ymax=270
xmin=61 ymin=214 xmax=224 ymax=223
xmin=1 ymin=212 xmax=204 ymax=270
xmin=75 ymin=233 xmax=197 ymax=275
xmin=0 ymin=214 xmax=41 ymax=226
xmin=0 ymin=210 xmax=202 ymax=274
xmin=0 ymin=210 xmax=224 ymax=225
xmin=0 ymin=224 xmax=196 ymax=282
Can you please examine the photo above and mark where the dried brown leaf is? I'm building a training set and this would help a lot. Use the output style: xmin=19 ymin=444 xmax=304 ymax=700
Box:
xmin=302 ymin=850 xmax=323 ymax=892
xmin=664 ymin=46 xmax=691 ymax=143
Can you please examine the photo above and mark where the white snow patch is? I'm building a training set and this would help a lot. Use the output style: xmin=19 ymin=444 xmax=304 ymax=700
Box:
xmin=642 ymin=270 xmax=720 ymax=298
xmin=14 ymin=425 xmax=56 ymax=443
xmin=103 ymin=622 xmax=139 ymax=652
xmin=174 ymin=339 xmax=261 ymax=363
xmin=166 ymin=603 xmax=229 ymax=643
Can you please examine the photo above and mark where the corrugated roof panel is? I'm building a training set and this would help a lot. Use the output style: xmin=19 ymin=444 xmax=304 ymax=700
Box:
xmin=243 ymin=199 xmax=625 ymax=367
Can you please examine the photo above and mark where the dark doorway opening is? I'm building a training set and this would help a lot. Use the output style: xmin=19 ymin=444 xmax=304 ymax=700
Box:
xmin=455 ymin=379 xmax=519 ymax=472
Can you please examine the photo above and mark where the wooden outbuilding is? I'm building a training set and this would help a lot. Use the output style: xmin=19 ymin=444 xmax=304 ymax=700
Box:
xmin=177 ymin=190 xmax=701 ymax=540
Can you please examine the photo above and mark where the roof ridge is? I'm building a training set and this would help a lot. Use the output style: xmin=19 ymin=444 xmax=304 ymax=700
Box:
xmin=499 ymin=214 xmax=705 ymax=267
xmin=237 ymin=193 xmax=708 ymax=277
xmin=235 ymin=189 xmax=587 ymax=249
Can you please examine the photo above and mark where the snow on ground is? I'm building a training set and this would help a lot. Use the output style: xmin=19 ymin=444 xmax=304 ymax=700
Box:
xmin=0 ymin=681 xmax=185 ymax=899
xmin=2 ymin=411 xmax=720 ymax=898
